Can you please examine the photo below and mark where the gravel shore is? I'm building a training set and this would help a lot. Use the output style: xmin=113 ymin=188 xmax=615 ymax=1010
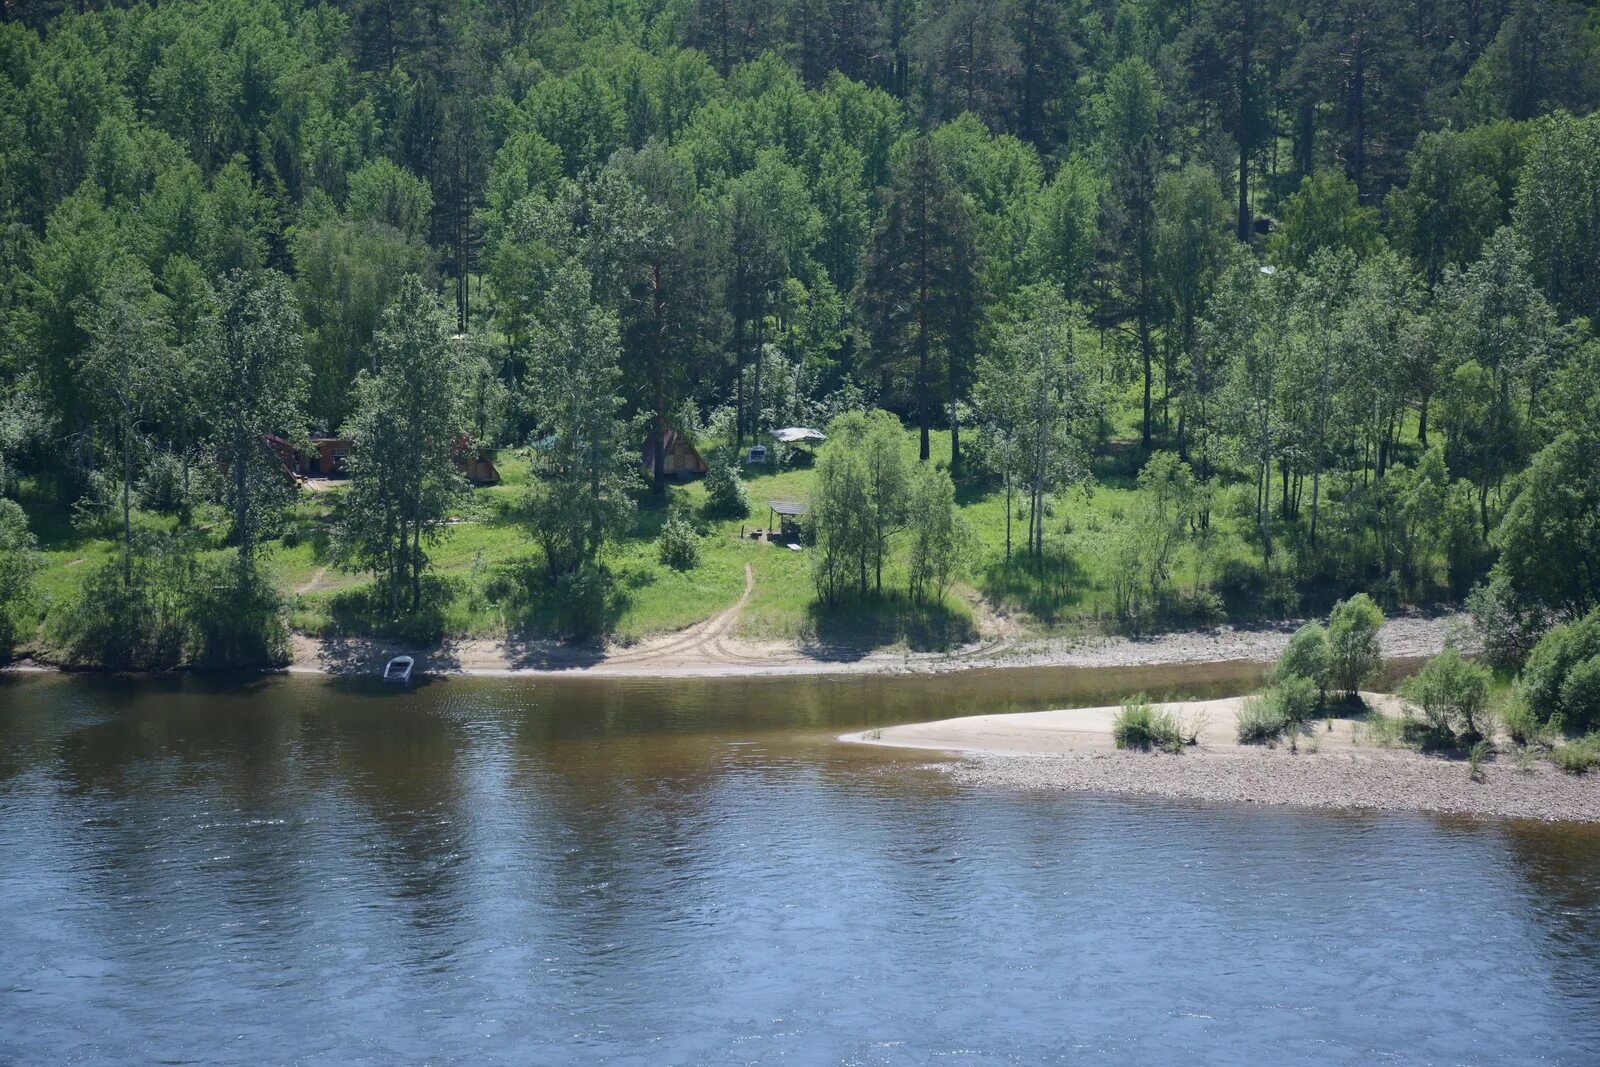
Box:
xmin=941 ymin=749 xmax=1600 ymax=823
xmin=846 ymin=693 xmax=1600 ymax=823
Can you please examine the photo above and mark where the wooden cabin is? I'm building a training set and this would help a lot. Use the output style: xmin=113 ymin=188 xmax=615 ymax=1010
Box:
xmin=641 ymin=430 xmax=707 ymax=479
xmin=451 ymin=434 xmax=502 ymax=486
xmin=306 ymin=437 xmax=353 ymax=477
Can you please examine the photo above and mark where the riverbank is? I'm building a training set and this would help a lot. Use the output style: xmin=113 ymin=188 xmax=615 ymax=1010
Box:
xmin=843 ymin=695 xmax=1600 ymax=823
xmin=278 ymin=612 xmax=1468 ymax=678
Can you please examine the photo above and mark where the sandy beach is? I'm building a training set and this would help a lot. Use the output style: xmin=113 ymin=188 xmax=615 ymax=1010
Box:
xmin=283 ymin=610 xmax=1469 ymax=678
xmin=843 ymin=694 xmax=1600 ymax=823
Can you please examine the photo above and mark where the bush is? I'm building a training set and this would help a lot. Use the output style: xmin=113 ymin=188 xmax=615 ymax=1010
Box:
xmin=1328 ymin=593 xmax=1384 ymax=696
xmin=1399 ymin=647 xmax=1494 ymax=741
xmin=1501 ymin=694 xmax=1548 ymax=748
xmin=138 ymin=450 xmax=201 ymax=519
xmin=1550 ymin=734 xmax=1600 ymax=775
xmin=1559 ymin=656 xmax=1600 ymax=735
xmin=1236 ymin=696 xmax=1288 ymax=743
xmin=1466 ymin=571 xmax=1551 ymax=671
xmin=1520 ymin=611 xmax=1600 ymax=731
xmin=1272 ymin=622 xmax=1330 ymax=691
xmin=1213 ymin=558 xmax=1299 ymax=620
xmin=188 ymin=559 xmax=291 ymax=669
xmin=1111 ymin=695 xmax=1193 ymax=753
xmin=657 ymin=511 xmax=701 ymax=571
xmin=55 ymin=536 xmax=196 ymax=670
xmin=0 ymin=498 xmax=41 ymax=657
xmin=1268 ymin=675 xmax=1323 ymax=724
xmin=702 ymin=460 xmax=749 ymax=519
xmin=53 ymin=538 xmax=291 ymax=670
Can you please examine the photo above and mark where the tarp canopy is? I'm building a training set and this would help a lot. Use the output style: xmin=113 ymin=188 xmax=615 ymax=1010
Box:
xmin=773 ymin=427 xmax=826 ymax=444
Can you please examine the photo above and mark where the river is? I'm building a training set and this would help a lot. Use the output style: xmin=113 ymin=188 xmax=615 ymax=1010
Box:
xmin=3 ymin=667 xmax=1599 ymax=1064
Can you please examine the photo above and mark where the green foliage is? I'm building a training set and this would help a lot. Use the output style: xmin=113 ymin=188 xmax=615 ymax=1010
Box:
xmin=657 ymin=511 xmax=701 ymax=571
xmin=1267 ymin=675 xmax=1323 ymax=726
xmin=1111 ymin=695 xmax=1189 ymax=753
xmin=1520 ymin=612 xmax=1600 ymax=732
xmin=1399 ymin=647 xmax=1494 ymax=741
xmin=1268 ymin=171 xmax=1381 ymax=270
xmin=906 ymin=464 xmax=965 ymax=606
xmin=1236 ymin=696 xmax=1288 ymax=744
xmin=1496 ymin=430 xmax=1600 ymax=622
xmin=1550 ymin=734 xmax=1600 ymax=776
xmin=1273 ymin=623 xmax=1330 ymax=692
xmin=702 ymin=459 xmax=749 ymax=519
xmin=334 ymin=276 xmax=467 ymax=616
xmin=1327 ymin=594 xmax=1384 ymax=696
xmin=1559 ymin=658 xmax=1600 ymax=737
xmin=0 ymin=498 xmax=41 ymax=656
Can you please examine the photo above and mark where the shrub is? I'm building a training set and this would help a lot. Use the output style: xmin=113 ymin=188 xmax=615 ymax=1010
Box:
xmin=1236 ymin=696 xmax=1287 ymax=744
xmin=1272 ymin=622 xmax=1330 ymax=691
xmin=1520 ymin=611 xmax=1600 ymax=730
xmin=1559 ymin=656 xmax=1600 ymax=735
xmin=0 ymin=498 xmax=41 ymax=657
xmin=1111 ymin=695 xmax=1185 ymax=753
xmin=1267 ymin=675 xmax=1322 ymax=725
xmin=702 ymin=460 xmax=749 ymax=519
xmin=1550 ymin=734 xmax=1600 ymax=775
xmin=1399 ymin=647 xmax=1494 ymax=740
xmin=657 ymin=512 xmax=701 ymax=571
xmin=188 ymin=559 xmax=291 ymax=669
xmin=138 ymin=450 xmax=201 ymax=519
xmin=55 ymin=536 xmax=197 ymax=670
xmin=1328 ymin=593 xmax=1384 ymax=696
xmin=1466 ymin=571 xmax=1551 ymax=671
xmin=1501 ymin=694 xmax=1548 ymax=748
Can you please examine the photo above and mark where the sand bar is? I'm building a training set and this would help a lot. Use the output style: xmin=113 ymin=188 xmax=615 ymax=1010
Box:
xmin=843 ymin=695 xmax=1600 ymax=824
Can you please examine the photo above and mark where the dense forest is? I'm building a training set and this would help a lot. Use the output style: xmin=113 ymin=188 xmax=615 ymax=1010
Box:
xmin=1 ymin=0 xmax=1599 ymax=721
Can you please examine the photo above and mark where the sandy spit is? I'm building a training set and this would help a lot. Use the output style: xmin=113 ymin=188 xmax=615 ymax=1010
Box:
xmin=843 ymin=695 xmax=1600 ymax=824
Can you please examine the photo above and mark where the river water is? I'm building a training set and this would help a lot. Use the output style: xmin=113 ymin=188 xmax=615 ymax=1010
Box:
xmin=3 ymin=666 xmax=1599 ymax=1064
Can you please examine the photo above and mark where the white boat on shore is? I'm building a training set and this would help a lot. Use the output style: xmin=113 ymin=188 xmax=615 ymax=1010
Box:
xmin=383 ymin=655 xmax=415 ymax=684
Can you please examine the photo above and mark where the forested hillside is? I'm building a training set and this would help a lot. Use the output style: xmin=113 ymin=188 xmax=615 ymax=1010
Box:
xmin=1 ymin=0 xmax=1599 ymax=677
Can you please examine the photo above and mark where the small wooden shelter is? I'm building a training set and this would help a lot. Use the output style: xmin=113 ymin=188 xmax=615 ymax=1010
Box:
xmin=451 ymin=434 xmax=502 ymax=485
xmin=765 ymin=499 xmax=809 ymax=542
xmin=641 ymin=430 xmax=708 ymax=479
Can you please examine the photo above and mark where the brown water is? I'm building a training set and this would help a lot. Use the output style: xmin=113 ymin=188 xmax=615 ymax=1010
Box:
xmin=3 ymin=665 xmax=1599 ymax=1064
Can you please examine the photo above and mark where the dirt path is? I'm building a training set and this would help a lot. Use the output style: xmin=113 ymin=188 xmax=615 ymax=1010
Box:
xmin=288 ymin=595 xmax=1469 ymax=680
xmin=295 ymin=566 xmax=334 ymax=595
xmin=601 ymin=563 xmax=759 ymax=667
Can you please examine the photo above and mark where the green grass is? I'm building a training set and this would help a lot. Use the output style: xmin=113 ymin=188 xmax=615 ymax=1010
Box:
xmin=6 ymin=414 xmax=1465 ymax=657
xmin=1111 ymin=694 xmax=1200 ymax=753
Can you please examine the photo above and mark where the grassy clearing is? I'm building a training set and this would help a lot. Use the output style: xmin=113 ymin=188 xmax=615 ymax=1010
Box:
xmin=8 ymin=418 xmax=1432 ymax=654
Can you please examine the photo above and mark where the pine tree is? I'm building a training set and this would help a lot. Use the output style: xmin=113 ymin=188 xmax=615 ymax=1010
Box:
xmin=859 ymin=137 xmax=980 ymax=469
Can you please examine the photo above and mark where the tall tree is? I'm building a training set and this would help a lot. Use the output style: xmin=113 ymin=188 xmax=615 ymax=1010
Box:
xmin=1094 ymin=57 xmax=1163 ymax=448
xmin=976 ymin=285 xmax=1096 ymax=561
xmin=207 ymin=269 xmax=308 ymax=593
xmin=859 ymin=137 xmax=980 ymax=469
xmin=1181 ymin=0 xmax=1289 ymax=239
xmin=524 ymin=264 xmax=639 ymax=576
xmin=78 ymin=273 xmax=172 ymax=585
xmin=335 ymin=275 xmax=466 ymax=615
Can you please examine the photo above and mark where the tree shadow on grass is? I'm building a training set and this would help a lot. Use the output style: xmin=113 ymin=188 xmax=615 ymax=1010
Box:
xmin=494 ymin=561 xmax=634 ymax=649
xmin=979 ymin=552 xmax=1092 ymax=625
xmin=802 ymin=593 xmax=977 ymax=658
xmin=1091 ymin=440 xmax=1150 ymax=489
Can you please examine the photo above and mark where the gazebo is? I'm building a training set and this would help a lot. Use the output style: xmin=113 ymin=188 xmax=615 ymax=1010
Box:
xmin=765 ymin=499 xmax=809 ymax=542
